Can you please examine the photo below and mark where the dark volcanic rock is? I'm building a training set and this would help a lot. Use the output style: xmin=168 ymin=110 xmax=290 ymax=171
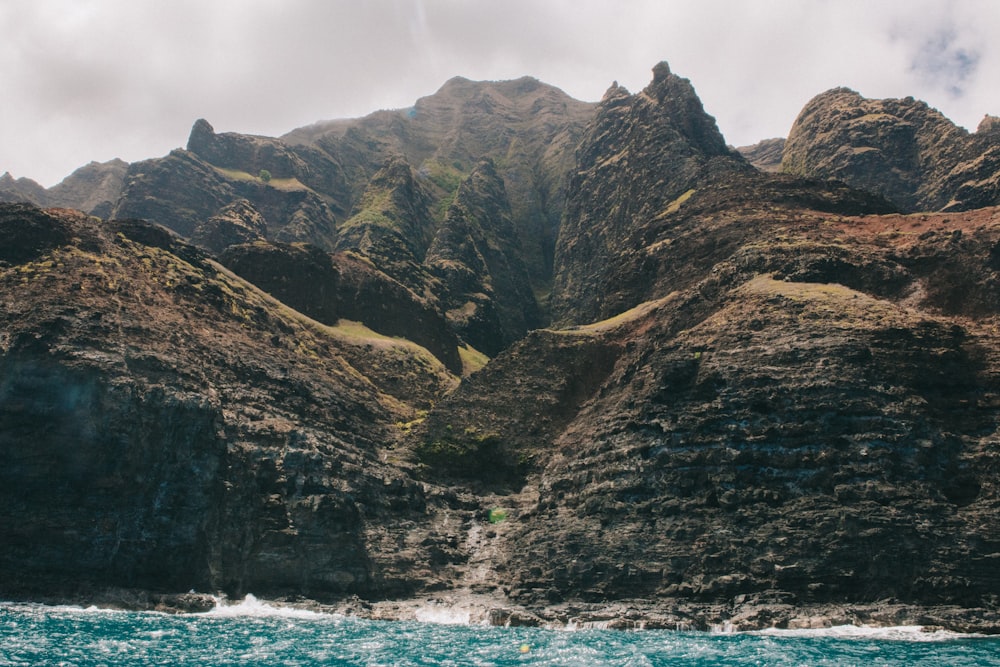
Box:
xmin=429 ymin=204 xmax=1000 ymax=612
xmin=549 ymin=62 xmax=755 ymax=325
xmin=0 ymin=204 xmax=456 ymax=601
xmin=0 ymin=203 xmax=79 ymax=264
xmin=114 ymin=149 xmax=238 ymax=238
xmin=781 ymin=88 xmax=1000 ymax=212
xmin=336 ymin=156 xmax=438 ymax=292
xmin=220 ymin=240 xmax=463 ymax=377
xmin=190 ymin=198 xmax=268 ymax=254
xmin=426 ymin=159 xmax=541 ymax=356
xmin=187 ymin=118 xmax=351 ymax=210
xmin=113 ymin=146 xmax=340 ymax=251
xmin=4 ymin=63 xmax=1000 ymax=629
xmin=284 ymin=75 xmax=594 ymax=295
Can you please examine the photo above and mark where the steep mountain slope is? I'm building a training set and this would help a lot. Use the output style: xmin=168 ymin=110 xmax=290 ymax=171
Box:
xmin=737 ymin=137 xmax=785 ymax=172
xmin=335 ymin=156 xmax=438 ymax=293
xmin=781 ymin=88 xmax=1000 ymax=212
xmin=0 ymin=203 xmax=459 ymax=600
xmin=425 ymin=158 xmax=541 ymax=356
xmin=46 ymin=159 xmax=129 ymax=218
xmin=284 ymin=76 xmax=594 ymax=286
xmin=421 ymin=184 xmax=1000 ymax=625
xmin=549 ymin=62 xmax=755 ymax=325
xmin=0 ymin=172 xmax=49 ymax=206
xmin=0 ymin=160 xmax=127 ymax=217
xmin=3 ymin=62 xmax=1000 ymax=631
xmin=114 ymin=145 xmax=341 ymax=249
xmin=409 ymin=64 xmax=1000 ymax=625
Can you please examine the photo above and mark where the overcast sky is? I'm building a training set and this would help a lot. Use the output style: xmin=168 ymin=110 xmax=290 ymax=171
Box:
xmin=3 ymin=0 xmax=999 ymax=186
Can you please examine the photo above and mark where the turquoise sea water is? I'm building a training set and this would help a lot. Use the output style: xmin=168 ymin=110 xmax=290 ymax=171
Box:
xmin=2 ymin=597 xmax=999 ymax=666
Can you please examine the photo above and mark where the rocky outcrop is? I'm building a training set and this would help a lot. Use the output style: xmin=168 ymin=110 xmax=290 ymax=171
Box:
xmin=187 ymin=118 xmax=352 ymax=217
xmin=781 ymin=88 xmax=1000 ymax=212
xmin=113 ymin=147 xmax=340 ymax=251
xmin=285 ymin=75 xmax=595 ymax=295
xmin=114 ymin=149 xmax=239 ymax=238
xmin=549 ymin=62 xmax=755 ymax=325
xmin=0 ymin=172 xmax=49 ymax=206
xmin=335 ymin=157 xmax=437 ymax=293
xmin=190 ymin=199 xmax=268 ymax=254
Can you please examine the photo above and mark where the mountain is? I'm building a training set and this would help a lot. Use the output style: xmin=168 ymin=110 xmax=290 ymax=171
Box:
xmin=0 ymin=203 xmax=462 ymax=600
xmin=0 ymin=172 xmax=48 ymax=206
xmin=550 ymin=63 xmax=753 ymax=325
xmin=781 ymin=88 xmax=1000 ymax=212
xmin=2 ymin=63 xmax=1000 ymax=631
xmin=0 ymin=160 xmax=128 ymax=217
xmin=737 ymin=137 xmax=785 ymax=172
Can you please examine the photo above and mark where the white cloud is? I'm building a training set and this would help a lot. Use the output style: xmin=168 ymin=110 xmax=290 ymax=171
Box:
xmin=1 ymin=0 xmax=998 ymax=186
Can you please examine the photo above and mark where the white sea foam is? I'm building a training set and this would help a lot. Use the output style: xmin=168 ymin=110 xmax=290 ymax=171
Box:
xmin=201 ymin=593 xmax=330 ymax=619
xmin=754 ymin=624 xmax=981 ymax=641
xmin=413 ymin=603 xmax=473 ymax=625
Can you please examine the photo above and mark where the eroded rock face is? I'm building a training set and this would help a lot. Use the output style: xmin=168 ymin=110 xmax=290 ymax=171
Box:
xmin=429 ymin=202 xmax=1000 ymax=611
xmin=46 ymin=159 xmax=128 ymax=218
xmin=4 ymin=62 xmax=1000 ymax=626
xmin=0 ymin=204 xmax=454 ymax=601
xmin=781 ymin=88 xmax=1000 ymax=212
xmin=0 ymin=172 xmax=48 ymax=207
xmin=190 ymin=199 xmax=268 ymax=254
xmin=113 ymin=148 xmax=340 ymax=251
xmin=220 ymin=240 xmax=463 ymax=376
xmin=426 ymin=159 xmax=541 ymax=356
xmin=285 ymin=76 xmax=594 ymax=290
xmin=550 ymin=62 xmax=754 ymax=325
xmin=335 ymin=156 xmax=438 ymax=293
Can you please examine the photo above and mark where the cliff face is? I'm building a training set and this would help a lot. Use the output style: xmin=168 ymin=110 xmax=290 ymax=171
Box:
xmin=424 ymin=199 xmax=1000 ymax=613
xmin=426 ymin=159 xmax=541 ymax=356
xmin=3 ymin=62 xmax=1000 ymax=628
xmin=549 ymin=62 xmax=755 ymax=325
xmin=219 ymin=240 xmax=464 ymax=377
xmin=0 ymin=203 xmax=458 ymax=600
xmin=409 ymin=65 xmax=1000 ymax=615
xmin=781 ymin=88 xmax=1000 ymax=212
xmin=284 ymin=76 xmax=594 ymax=288
xmin=114 ymin=146 xmax=341 ymax=250
xmin=46 ymin=159 xmax=129 ymax=218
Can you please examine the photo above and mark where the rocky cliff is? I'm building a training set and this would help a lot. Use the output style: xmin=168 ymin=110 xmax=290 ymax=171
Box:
xmin=3 ymin=62 xmax=1000 ymax=632
xmin=781 ymin=88 xmax=1000 ymax=212
xmin=549 ymin=62 xmax=755 ymax=325
xmin=0 ymin=203 xmax=462 ymax=600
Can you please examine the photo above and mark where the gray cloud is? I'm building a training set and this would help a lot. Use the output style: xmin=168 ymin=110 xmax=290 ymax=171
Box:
xmin=2 ymin=0 xmax=998 ymax=186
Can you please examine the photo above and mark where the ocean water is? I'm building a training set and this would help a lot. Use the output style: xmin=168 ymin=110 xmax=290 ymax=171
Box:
xmin=2 ymin=596 xmax=999 ymax=666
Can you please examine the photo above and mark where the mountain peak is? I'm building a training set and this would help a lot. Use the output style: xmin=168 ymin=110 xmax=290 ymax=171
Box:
xmin=782 ymin=87 xmax=997 ymax=211
xmin=187 ymin=118 xmax=216 ymax=152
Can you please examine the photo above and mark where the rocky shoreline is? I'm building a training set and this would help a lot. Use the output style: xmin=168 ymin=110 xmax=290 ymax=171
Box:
xmin=7 ymin=588 xmax=999 ymax=635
